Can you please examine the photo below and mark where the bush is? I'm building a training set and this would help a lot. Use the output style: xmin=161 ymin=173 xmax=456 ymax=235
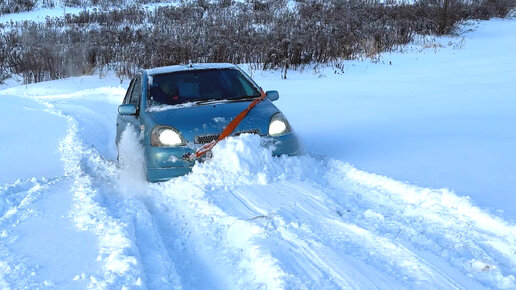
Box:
xmin=0 ymin=0 xmax=514 ymax=83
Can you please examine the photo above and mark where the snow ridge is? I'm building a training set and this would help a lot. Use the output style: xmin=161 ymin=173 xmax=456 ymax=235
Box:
xmin=57 ymin=111 xmax=144 ymax=288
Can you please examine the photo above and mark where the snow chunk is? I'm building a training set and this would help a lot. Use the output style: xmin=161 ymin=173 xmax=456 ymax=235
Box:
xmin=213 ymin=117 xmax=226 ymax=123
xmin=470 ymin=260 xmax=493 ymax=272
xmin=145 ymin=63 xmax=236 ymax=76
xmin=146 ymin=102 xmax=198 ymax=112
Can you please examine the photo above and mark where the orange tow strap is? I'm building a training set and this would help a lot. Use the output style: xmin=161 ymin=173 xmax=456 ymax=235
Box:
xmin=184 ymin=89 xmax=266 ymax=161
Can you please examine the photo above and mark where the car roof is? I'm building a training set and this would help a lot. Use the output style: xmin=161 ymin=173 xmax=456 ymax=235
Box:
xmin=144 ymin=63 xmax=238 ymax=76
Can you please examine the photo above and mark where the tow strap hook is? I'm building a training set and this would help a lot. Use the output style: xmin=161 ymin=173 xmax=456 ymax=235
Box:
xmin=182 ymin=150 xmax=213 ymax=162
xmin=182 ymin=152 xmax=196 ymax=162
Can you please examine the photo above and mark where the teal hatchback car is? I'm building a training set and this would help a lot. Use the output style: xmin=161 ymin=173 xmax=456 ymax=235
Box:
xmin=116 ymin=63 xmax=299 ymax=182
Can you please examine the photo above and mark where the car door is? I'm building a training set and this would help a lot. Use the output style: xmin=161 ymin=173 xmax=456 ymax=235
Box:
xmin=124 ymin=74 xmax=144 ymax=141
xmin=116 ymin=78 xmax=135 ymax=145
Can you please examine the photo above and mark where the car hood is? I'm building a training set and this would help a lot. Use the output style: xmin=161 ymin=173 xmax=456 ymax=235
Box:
xmin=147 ymin=99 xmax=279 ymax=142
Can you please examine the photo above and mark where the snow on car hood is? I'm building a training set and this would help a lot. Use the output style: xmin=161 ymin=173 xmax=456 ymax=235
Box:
xmin=147 ymin=99 xmax=280 ymax=141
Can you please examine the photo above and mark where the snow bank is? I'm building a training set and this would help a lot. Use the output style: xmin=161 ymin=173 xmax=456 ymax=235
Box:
xmin=190 ymin=134 xmax=321 ymax=186
xmin=253 ymin=18 xmax=516 ymax=220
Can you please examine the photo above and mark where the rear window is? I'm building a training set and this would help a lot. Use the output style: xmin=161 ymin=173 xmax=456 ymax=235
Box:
xmin=148 ymin=68 xmax=260 ymax=106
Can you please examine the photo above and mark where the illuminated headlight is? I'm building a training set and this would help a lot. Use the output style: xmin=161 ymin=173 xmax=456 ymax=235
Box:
xmin=268 ymin=113 xmax=291 ymax=137
xmin=151 ymin=126 xmax=186 ymax=147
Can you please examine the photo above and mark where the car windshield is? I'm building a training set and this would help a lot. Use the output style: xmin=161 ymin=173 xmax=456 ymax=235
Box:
xmin=148 ymin=68 xmax=261 ymax=106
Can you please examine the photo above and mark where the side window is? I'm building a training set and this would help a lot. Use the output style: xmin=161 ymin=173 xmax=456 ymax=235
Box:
xmin=123 ymin=79 xmax=135 ymax=104
xmin=130 ymin=76 xmax=142 ymax=106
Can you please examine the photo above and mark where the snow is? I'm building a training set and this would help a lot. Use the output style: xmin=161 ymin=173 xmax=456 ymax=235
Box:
xmin=0 ymin=96 xmax=66 ymax=184
xmin=145 ymin=63 xmax=237 ymax=76
xmin=251 ymin=18 xmax=516 ymax=221
xmin=146 ymin=102 xmax=199 ymax=112
xmin=0 ymin=18 xmax=515 ymax=289
xmin=0 ymin=7 xmax=84 ymax=24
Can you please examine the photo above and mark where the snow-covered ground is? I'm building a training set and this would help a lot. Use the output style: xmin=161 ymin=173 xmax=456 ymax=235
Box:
xmin=0 ymin=6 xmax=90 ymax=24
xmin=253 ymin=18 xmax=516 ymax=221
xmin=0 ymin=2 xmax=180 ymax=25
xmin=0 ymin=18 xmax=515 ymax=289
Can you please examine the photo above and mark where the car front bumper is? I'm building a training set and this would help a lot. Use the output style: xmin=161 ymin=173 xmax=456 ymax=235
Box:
xmin=144 ymin=133 xmax=299 ymax=182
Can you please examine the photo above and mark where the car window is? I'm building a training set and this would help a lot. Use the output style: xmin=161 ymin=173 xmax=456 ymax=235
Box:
xmin=234 ymin=73 xmax=257 ymax=97
xmin=123 ymin=79 xmax=135 ymax=104
xmin=130 ymin=76 xmax=142 ymax=106
xmin=148 ymin=69 xmax=261 ymax=106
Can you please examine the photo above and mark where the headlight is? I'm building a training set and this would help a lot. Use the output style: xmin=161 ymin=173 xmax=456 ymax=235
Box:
xmin=268 ymin=112 xmax=291 ymax=137
xmin=151 ymin=125 xmax=186 ymax=147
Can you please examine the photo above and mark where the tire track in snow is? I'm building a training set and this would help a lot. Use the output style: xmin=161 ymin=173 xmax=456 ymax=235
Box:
xmin=57 ymin=112 xmax=145 ymax=288
xmin=140 ymin=195 xmax=227 ymax=289
xmin=216 ymin=184 xmax=371 ymax=289
xmin=147 ymin=179 xmax=288 ymax=289
xmin=24 ymin=86 xmax=203 ymax=289
xmin=81 ymin=140 xmax=184 ymax=289
xmin=42 ymin=97 xmax=183 ymax=289
xmin=24 ymin=93 xmax=174 ymax=288
xmin=66 ymin=104 xmax=184 ymax=290
xmin=4 ymin=82 xmax=149 ymax=288
xmin=115 ymin=197 xmax=183 ymax=290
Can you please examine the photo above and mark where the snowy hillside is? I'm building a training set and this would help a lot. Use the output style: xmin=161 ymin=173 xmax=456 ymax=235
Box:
xmin=0 ymin=18 xmax=515 ymax=289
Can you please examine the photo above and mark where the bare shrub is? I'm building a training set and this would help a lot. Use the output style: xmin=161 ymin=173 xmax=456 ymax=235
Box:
xmin=0 ymin=0 xmax=514 ymax=83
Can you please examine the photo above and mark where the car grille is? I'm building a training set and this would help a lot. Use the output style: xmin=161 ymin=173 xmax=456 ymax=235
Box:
xmin=194 ymin=129 xmax=260 ymax=144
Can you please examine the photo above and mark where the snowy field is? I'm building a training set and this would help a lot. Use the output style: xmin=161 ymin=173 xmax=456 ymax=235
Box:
xmin=254 ymin=18 xmax=516 ymax=221
xmin=0 ymin=18 xmax=515 ymax=289
xmin=0 ymin=2 xmax=181 ymax=25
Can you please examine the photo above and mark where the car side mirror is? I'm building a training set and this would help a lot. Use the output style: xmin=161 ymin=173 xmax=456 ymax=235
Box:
xmin=118 ymin=104 xmax=137 ymax=115
xmin=266 ymin=90 xmax=279 ymax=101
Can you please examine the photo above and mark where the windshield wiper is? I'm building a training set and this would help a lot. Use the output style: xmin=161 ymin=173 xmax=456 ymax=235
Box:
xmin=232 ymin=94 xmax=261 ymax=100
xmin=193 ymin=98 xmax=220 ymax=105
xmin=194 ymin=95 xmax=260 ymax=105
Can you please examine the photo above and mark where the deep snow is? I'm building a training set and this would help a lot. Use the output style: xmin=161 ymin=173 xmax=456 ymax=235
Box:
xmin=0 ymin=18 xmax=515 ymax=289
xmin=252 ymin=18 xmax=516 ymax=220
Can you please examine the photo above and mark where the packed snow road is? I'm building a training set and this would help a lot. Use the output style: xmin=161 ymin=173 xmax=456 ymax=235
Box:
xmin=1 ymin=18 xmax=516 ymax=289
